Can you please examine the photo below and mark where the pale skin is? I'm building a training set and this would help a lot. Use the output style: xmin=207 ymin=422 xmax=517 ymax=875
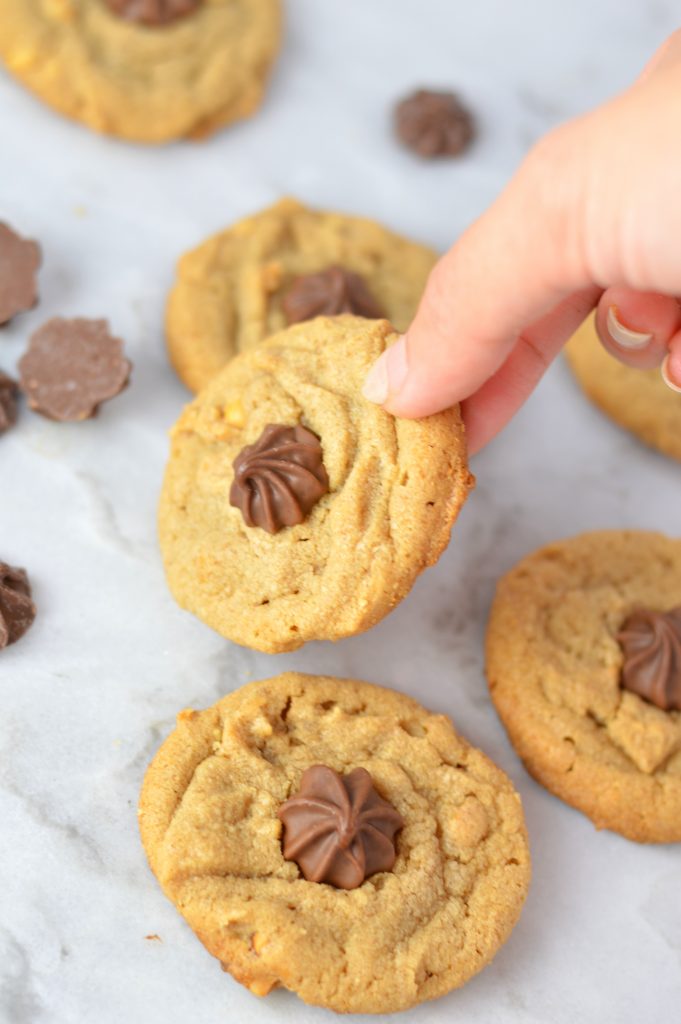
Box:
xmin=363 ymin=30 xmax=681 ymax=453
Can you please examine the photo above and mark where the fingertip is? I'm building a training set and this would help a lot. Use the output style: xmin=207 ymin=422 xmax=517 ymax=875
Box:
xmin=595 ymin=287 xmax=680 ymax=368
xmin=661 ymin=331 xmax=681 ymax=392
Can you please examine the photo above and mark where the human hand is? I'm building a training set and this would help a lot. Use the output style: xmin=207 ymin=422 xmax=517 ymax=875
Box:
xmin=363 ymin=30 xmax=681 ymax=453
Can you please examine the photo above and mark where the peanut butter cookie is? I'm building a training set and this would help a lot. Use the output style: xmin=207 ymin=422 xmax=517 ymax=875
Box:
xmin=166 ymin=198 xmax=437 ymax=392
xmin=139 ymin=672 xmax=530 ymax=1014
xmin=566 ymin=313 xmax=681 ymax=462
xmin=159 ymin=316 xmax=473 ymax=652
xmin=486 ymin=530 xmax=681 ymax=843
xmin=0 ymin=0 xmax=281 ymax=143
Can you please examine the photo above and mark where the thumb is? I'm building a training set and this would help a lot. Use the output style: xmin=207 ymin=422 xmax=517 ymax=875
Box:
xmin=362 ymin=121 xmax=593 ymax=418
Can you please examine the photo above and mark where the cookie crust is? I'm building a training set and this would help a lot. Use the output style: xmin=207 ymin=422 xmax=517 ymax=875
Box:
xmin=566 ymin=314 xmax=681 ymax=462
xmin=486 ymin=530 xmax=681 ymax=843
xmin=0 ymin=0 xmax=281 ymax=143
xmin=166 ymin=198 xmax=437 ymax=393
xmin=159 ymin=316 xmax=473 ymax=652
xmin=139 ymin=673 xmax=530 ymax=1014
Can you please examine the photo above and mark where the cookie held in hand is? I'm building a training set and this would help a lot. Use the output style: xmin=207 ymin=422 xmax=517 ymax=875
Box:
xmin=139 ymin=673 xmax=530 ymax=1014
xmin=159 ymin=316 xmax=473 ymax=652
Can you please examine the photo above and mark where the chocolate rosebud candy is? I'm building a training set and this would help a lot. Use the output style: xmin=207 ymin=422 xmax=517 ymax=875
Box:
xmin=104 ymin=0 xmax=202 ymax=25
xmin=0 ymin=222 xmax=41 ymax=326
xmin=0 ymin=562 xmax=36 ymax=650
xmin=278 ymin=765 xmax=404 ymax=890
xmin=0 ymin=372 xmax=19 ymax=435
xmin=395 ymin=89 xmax=475 ymax=158
xmin=18 ymin=318 xmax=132 ymax=422
xmin=281 ymin=266 xmax=386 ymax=325
xmin=617 ymin=608 xmax=681 ymax=712
xmin=230 ymin=424 xmax=329 ymax=534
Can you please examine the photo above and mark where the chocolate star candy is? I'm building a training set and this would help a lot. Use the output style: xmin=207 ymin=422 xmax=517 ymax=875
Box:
xmin=105 ymin=0 xmax=202 ymax=26
xmin=0 ymin=372 xmax=19 ymax=435
xmin=281 ymin=266 xmax=386 ymax=325
xmin=18 ymin=318 xmax=132 ymax=422
xmin=230 ymin=424 xmax=329 ymax=534
xmin=278 ymin=765 xmax=404 ymax=890
xmin=395 ymin=89 xmax=475 ymax=158
xmin=0 ymin=222 xmax=41 ymax=326
xmin=0 ymin=562 xmax=36 ymax=649
xmin=618 ymin=608 xmax=681 ymax=712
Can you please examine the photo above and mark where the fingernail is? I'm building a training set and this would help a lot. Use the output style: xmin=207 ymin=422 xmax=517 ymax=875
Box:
xmin=362 ymin=335 xmax=409 ymax=405
xmin=607 ymin=305 xmax=653 ymax=350
xmin=661 ymin=354 xmax=681 ymax=393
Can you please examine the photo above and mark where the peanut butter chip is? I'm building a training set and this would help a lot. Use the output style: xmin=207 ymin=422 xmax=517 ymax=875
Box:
xmin=18 ymin=318 xmax=131 ymax=422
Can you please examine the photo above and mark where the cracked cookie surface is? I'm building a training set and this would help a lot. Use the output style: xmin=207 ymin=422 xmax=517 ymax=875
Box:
xmin=566 ymin=314 xmax=681 ymax=462
xmin=138 ymin=672 xmax=530 ymax=1014
xmin=486 ymin=530 xmax=681 ymax=843
xmin=166 ymin=197 xmax=437 ymax=392
xmin=159 ymin=316 xmax=473 ymax=652
xmin=0 ymin=0 xmax=281 ymax=143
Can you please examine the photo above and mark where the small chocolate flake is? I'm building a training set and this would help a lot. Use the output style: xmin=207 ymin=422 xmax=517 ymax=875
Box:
xmin=18 ymin=318 xmax=131 ymax=422
xmin=0 ymin=223 xmax=41 ymax=326
xmin=0 ymin=562 xmax=36 ymax=650
xmin=395 ymin=89 xmax=475 ymax=158
xmin=105 ymin=0 xmax=202 ymax=25
xmin=0 ymin=372 xmax=19 ymax=435
xmin=282 ymin=266 xmax=386 ymax=325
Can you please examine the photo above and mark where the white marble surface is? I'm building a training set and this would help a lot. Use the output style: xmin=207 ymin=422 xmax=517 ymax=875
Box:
xmin=1 ymin=2 xmax=680 ymax=1022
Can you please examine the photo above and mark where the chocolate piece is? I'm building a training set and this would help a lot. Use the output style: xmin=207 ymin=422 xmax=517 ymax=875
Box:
xmin=0 ymin=223 xmax=41 ymax=326
xmin=104 ymin=0 xmax=202 ymax=25
xmin=278 ymin=765 xmax=403 ymax=890
xmin=281 ymin=266 xmax=385 ymax=325
xmin=617 ymin=608 xmax=681 ymax=712
xmin=0 ymin=562 xmax=36 ymax=649
xmin=395 ymin=89 xmax=474 ymax=158
xmin=230 ymin=424 xmax=329 ymax=534
xmin=18 ymin=318 xmax=131 ymax=422
xmin=0 ymin=372 xmax=19 ymax=435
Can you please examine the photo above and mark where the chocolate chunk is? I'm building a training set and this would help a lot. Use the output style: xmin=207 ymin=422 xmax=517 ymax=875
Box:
xmin=278 ymin=765 xmax=404 ymax=890
xmin=0 ymin=562 xmax=36 ymax=650
xmin=617 ymin=608 xmax=681 ymax=712
xmin=18 ymin=318 xmax=131 ymax=422
xmin=230 ymin=424 xmax=329 ymax=534
xmin=0 ymin=222 xmax=41 ymax=326
xmin=281 ymin=266 xmax=386 ymax=325
xmin=104 ymin=0 xmax=202 ymax=25
xmin=0 ymin=372 xmax=19 ymax=435
xmin=395 ymin=89 xmax=475 ymax=158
